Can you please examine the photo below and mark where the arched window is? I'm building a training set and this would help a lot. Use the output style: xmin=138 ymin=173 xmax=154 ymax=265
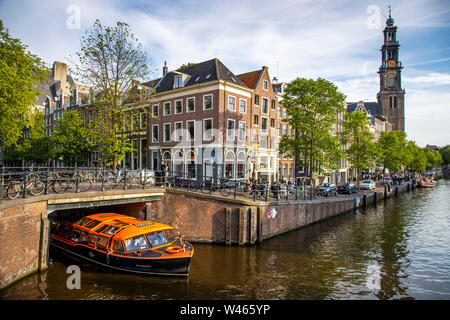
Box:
xmin=185 ymin=150 xmax=197 ymax=179
xmin=225 ymin=151 xmax=236 ymax=179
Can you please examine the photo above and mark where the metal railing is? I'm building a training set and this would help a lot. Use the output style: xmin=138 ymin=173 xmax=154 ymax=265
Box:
xmin=0 ymin=167 xmax=361 ymax=203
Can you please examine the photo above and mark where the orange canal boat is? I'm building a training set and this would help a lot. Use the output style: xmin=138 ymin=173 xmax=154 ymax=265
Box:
xmin=49 ymin=213 xmax=194 ymax=276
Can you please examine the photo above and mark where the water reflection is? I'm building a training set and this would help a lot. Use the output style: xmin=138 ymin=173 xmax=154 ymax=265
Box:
xmin=1 ymin=181 xmax=449 ymax=300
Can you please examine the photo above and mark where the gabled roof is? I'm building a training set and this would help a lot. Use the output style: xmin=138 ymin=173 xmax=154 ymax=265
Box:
xmin=142 ymin=58 xmax=246 ymax=94
xmin=346 ymin=101 xmax=381 ymax=116
xmin=236 ymin=69 xmax=263 ymax=89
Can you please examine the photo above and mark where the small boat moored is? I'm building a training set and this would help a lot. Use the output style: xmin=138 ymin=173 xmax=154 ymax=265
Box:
xmin=49 ymin=213 xmax=194 ymax=276
xmin=418 ymin=177 xmax=437 ymax=188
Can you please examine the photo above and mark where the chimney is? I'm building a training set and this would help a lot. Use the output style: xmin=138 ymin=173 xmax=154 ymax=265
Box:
xmin=53 ymin=61 xmax=68 ymax=82
xmin=163 ymin=61 xmax=168 ymax=76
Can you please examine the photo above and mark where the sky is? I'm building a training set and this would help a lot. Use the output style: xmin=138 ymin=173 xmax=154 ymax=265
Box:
xmin=0 ymin=0 xmax=449 ymax=147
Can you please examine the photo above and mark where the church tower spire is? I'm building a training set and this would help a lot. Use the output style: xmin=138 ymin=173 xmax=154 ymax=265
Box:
xmin=377 ymin=6 xmax=405 ymax=131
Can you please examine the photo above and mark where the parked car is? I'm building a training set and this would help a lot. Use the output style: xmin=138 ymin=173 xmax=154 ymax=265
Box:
xmin=316 ymin=183 xmax=338 ymax=196
xmin=384 ymin=177 xmax=393 ymax=185
xmin=359 ymin=180 xmax=376 ymax=190
xmin=337 ymin=183 xmax=359 ymax=194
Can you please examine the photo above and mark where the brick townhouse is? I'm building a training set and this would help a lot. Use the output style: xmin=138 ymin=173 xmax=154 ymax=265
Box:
xmin=132 ymin=58 xmax=295 ymax=183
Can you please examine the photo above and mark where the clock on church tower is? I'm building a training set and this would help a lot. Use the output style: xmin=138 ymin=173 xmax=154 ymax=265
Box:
xmin=377 ymin=6 xmax=405 ymax=132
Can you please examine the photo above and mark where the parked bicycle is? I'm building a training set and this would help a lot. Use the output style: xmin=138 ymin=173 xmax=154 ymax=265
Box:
xmin=5 ymin=172 xmax=45 ymax=199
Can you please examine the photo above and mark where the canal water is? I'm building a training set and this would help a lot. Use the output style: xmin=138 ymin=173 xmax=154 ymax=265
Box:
xmin=1 ymin=180 xmax=449 ymax=300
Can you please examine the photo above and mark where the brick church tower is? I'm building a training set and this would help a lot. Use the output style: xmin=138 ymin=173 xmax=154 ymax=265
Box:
xmin=377 ymin=7 xmax=405 ymax=131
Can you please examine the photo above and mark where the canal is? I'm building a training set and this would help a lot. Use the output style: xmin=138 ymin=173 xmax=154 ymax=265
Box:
xmin=1 ymin=180 xmax=449 ymax=300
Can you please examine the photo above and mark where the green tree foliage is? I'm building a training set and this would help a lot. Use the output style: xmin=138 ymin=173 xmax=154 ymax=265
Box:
xmin=423 ymin=147 xmax=443 ymax=169
xmin=51 ymin=109 xmax=93 ymax=166
xmin=402 ymin=141 xmax=428 ymax=173
xmin=178 ymin=62 xmax=196 ymax=69
xmin=71 ymin=19 xmax=150 ymax=167
xmin=439 ymin=145 xmax=450 ymax=165
xmin=0 ymin=20 xmax=48 ymax=148
xmin=340 ymin=110 xmax=377 ymax=187
xmin=279 ymin=77 xmax=346 ymax=187
xmin=376 ymin=130 xmax=407 ymax=177
xmin=2 ymin=111 xmax=52 ymax=165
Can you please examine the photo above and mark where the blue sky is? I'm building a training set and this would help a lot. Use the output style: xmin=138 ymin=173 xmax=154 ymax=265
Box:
xmin=1 ymin=0 xmax=449 ymax=147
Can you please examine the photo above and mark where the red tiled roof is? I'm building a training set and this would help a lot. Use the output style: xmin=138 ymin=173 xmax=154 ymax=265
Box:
xmin=236 ymin=70 xmax=262 ymax=89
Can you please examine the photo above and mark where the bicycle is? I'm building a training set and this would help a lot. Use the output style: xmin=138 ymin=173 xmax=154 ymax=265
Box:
xmin=5 ymin=172 xmax=45 ymax=199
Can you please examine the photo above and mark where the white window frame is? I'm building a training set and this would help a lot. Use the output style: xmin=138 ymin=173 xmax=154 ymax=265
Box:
xmin=152 ymin=104 xmax=159 ymax=118
xmin=254 ymin=114 xmax=259 ymax=127
xmin=263 ymin=80 xmax=268 ymax=91
xmin=203 ymin=94 xmax=213 ymax=110
xmin=186 ymin=97 xmax=195 ymax=113
xmin=140 ymin=112 xmax=147 ymax=130
xmin=163 ymin=123 xmax=171 ymax=142
xmin=203 ymin=118 xmax=213 ymax=141
xmin=164 ymin=101 xmax=171 ymax=116
xmin=175 ymin=75 xmax=183 ymax=88
xmin=238 ymin=121 xmax=246 ymax=141
xmin=239 ymin=98 xmax=247 ymax=114
xmin=174 ymin=121 xmax=183 ymax=142
xmin=174 ymin=99 xmax=183 ymax=114
xmin=227 ymin=119 xmax=235 ymax=141
xmin=262 ymin=98 xmax=269 ymax=114
xmin=186 ymin=120 xmax=195 ymax=141
xmin=152 ymin=124 xmax=159 ymax=143
xmin=227 ymin=95 xmax=236 ymax=112
xmin=261 ymin=117 xmax=268 ymax=134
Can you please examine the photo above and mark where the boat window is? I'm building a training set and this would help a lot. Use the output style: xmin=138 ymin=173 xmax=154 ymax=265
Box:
xmin=71 ymin=230 xmax=81 ymax=242
xmin=80 ymin=231 xmax=89 ymax=242
xmin=103 ymin=225 xmax=119 ymax=235
xmin=146 ymin=231 xmax=169 ymax=248
xmin=113 ymin=240 xmax=124 ymax=252
xmin=124 ymin=235 xmax=149 ymax=251
xmin=89 ymin=234 xmax=98 ymax=245
xmin=163 ymin=229 xmax=175 ymax=241
xmin=97 ymin=236 xmax=108 ymax=248
xmin=84 ymin=220 xmax=101 ymax=229
xmin=95 ymin=225 xmax=109 ymax=233
xmin=76 ymin=217 xmax=92 ymax=226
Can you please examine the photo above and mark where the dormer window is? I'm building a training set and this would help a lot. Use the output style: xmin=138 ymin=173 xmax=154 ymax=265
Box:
xmin=175 ymin=75 xmax=183 ymax=88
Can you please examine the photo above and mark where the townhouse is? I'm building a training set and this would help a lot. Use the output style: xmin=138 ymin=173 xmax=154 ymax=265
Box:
xmin=132 ymin=58 xmax=295 ymax=183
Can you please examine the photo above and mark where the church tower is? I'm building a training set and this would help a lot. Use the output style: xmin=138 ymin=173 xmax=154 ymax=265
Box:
xmin=377 ymin=7 xmax=405 ymax=131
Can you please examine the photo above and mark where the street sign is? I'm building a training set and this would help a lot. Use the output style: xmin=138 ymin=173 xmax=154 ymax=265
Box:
xmin=251 ymin=156 xmax=257 ymax=164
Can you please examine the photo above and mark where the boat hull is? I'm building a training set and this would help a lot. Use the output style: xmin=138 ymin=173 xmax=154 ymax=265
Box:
xmin=50 ymin=236 xmax=192 ymax=276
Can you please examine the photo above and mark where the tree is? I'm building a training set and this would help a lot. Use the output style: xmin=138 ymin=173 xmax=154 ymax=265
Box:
xmin=439 ymin=145 xmax=450 ymax=165
xmin=279 ymin=77 xmax=346 ymax=189
xmin=340 ymin=110 xmax=377 ymax=187
xmin=2 ymin=111 xmax=52 ymax=166
xmin=0 ymin=20 xmax=48 ymax=148
xmin=71 ymin=19 xmax=150 ymax=167
xmin=376 ymin=130 xmax=406 ymax=179
xmin=179 ymin=62 xmax=196 ymax=69
xmin=403 ymin=141 xmax=427 ymax=173
xmin=51 ymin=109 xmax=93 ymax=166
xmin=424 ymin=147 xmax=443 ymax=169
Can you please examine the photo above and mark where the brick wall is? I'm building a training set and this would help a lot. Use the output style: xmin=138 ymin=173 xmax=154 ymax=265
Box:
xmin=0 ymin=201 xmax=47 ymax=289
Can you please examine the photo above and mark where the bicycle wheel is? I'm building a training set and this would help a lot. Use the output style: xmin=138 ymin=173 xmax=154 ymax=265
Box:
xmin=6 ymin=182 xmax=21 ymax=200
xmin=200 ymin=181 xmax=212 ymax=194
xmin=188 ymin=180 xmax=199 ymax=192
xmin=29 ymin=180 xmax=45 ymax=196
xmin=219 ymin=186 xmax=231 ymax=197
xmin=78 ymin=179 xmax=92 ymax=192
